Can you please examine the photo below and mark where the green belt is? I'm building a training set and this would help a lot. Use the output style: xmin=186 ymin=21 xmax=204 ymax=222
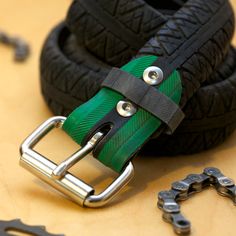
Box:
xmin=62 ymin=55 xmax=182 ymax=173
xmin=19 ymin=54 xmax=183 ymax=208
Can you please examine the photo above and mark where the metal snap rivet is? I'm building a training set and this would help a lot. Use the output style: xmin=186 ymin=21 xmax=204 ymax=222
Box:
xmin=116 ymin=100 xmax=136 ymax=117
xmin=143 ymin=66 xmax=163 ymax=85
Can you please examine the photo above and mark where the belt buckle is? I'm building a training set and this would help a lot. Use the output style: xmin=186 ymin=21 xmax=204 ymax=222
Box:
xmin=19 ymin=116 xmax=134 ymax=207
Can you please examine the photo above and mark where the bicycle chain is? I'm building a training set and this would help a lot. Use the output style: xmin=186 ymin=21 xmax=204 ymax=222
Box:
xmin=0 ymin=30 xmax=30 ymax=61
xmin=158 ymin=167 xmax=236 ymax=235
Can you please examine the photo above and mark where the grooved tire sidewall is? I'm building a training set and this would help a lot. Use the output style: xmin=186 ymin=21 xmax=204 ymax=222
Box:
xmin=40 ymin=22 xmax=236 ymax=155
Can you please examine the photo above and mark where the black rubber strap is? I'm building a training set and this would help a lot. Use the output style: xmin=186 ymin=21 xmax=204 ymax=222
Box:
xmin=101 ymin=67 xmax=185 ymax=133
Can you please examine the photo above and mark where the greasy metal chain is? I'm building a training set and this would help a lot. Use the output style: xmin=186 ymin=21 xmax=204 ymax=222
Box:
xmin=158 ymin=167 xmax=236 ymax=235
xmin=0 ymin=30 xmax=30 ymax=61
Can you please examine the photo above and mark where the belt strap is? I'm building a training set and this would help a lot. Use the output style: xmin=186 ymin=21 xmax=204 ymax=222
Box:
xmin=62 ymin=55 xmax=182 ymax=172
xmin=62 ymin=0 xmax=232 ymax=173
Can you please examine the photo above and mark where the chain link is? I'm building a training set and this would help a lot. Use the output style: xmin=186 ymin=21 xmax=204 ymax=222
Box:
xmin=0 ymin=30 xmax=30 ymax=61
xmin=158 ymin=167 xmax=236 ymax=235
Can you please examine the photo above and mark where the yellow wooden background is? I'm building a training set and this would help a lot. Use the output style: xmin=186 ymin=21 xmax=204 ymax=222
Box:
xmin=0 ymin=1 xmax=236 ymax=235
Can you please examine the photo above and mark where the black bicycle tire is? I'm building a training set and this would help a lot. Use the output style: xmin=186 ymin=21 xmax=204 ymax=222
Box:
xmin=66 ymin=0 xmax=175 ymax=66
xmin=40 ymin=19 xmax=236 ymax=155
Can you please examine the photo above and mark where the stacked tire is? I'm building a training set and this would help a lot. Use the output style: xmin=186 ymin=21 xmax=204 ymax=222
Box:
xmin=40 ymin=0 xmax=236 ymax=155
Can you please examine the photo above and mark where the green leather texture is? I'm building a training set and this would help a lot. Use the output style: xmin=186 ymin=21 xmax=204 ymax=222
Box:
xmin=62 ymin=55 xmax=182 ymax=172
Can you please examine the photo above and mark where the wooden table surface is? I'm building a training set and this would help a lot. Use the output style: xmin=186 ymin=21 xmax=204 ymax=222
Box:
xmin=1 ymin=1 xmax=236 ymax=235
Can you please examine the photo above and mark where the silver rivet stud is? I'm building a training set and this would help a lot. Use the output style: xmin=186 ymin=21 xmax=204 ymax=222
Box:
xmin=143 ymin=66 xmax=163 ymax=85
xmin=116 ymin=100 xmax=137 ymax=117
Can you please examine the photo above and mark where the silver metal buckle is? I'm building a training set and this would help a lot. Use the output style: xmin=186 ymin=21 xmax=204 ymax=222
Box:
xmin=19 ymin=116 xmax=134 ymax=207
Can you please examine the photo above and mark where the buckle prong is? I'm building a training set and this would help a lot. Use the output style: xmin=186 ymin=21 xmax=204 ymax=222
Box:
xmin=52 ymin=132 xmax=104 ymax=179
xmin=19 ymin=116 xmax=134 ymax=207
